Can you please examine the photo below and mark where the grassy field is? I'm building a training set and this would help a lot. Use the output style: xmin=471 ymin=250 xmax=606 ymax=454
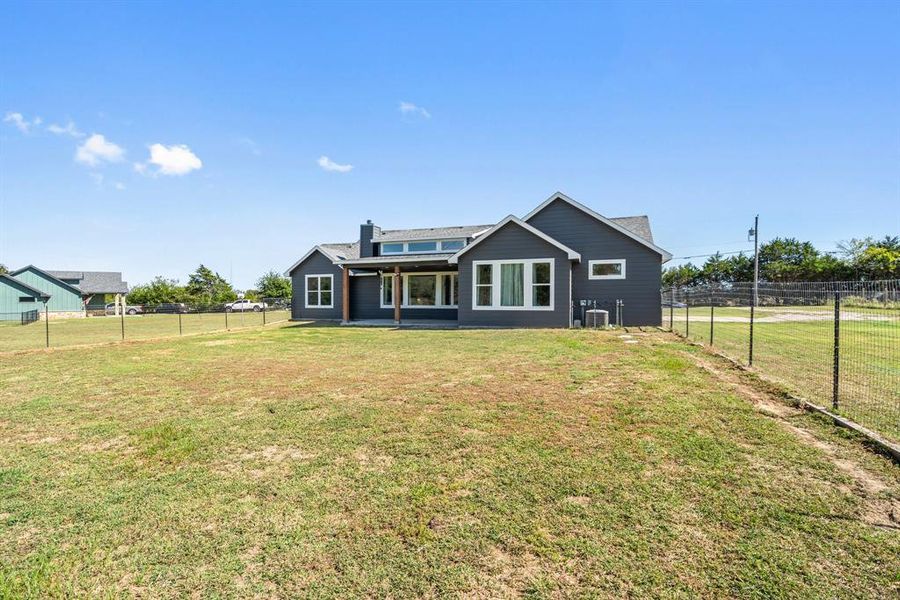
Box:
xmin=668 ymin=305 xmax=900 ymax=442
xmin=0 ymin=309 xmax=291 ymax=352
xmin=0 ymin=325 xmax=897 ymax=597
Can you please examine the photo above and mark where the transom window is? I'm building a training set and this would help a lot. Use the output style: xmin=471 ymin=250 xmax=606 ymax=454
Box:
xmin=472 ymin=259 xmax=554 ymax=311
xmin=305 ymin=274 xmax=333 ymax=308
xmin=381 ymin=272 xmax=458 ymax=308
xmin=379 ymin=239 xmax=466 ymax=255
xmin=588 ymin=259 xmax=626 ymax=280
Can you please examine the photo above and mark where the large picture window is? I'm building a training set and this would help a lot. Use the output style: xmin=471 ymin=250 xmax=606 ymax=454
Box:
xmin=472 ymin=259 xmax=554 ymax=311
xmin=588 ymin=259 xmax=626 ymax=280
xmin=381 ymin=272 xmax=458 ymax=308
xmin=305 ymin=274 xmax=333 ymax=308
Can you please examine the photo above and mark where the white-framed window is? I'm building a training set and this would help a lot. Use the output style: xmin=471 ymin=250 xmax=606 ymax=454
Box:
xmin=305 ymin=274 xmax=334 ymax=308
xmin=588 ymin=259 xmax=626 ymax=280
xmin=471 ymin=259 xmax=554 ymax=311
xmin=380 ymin=272 xmax=458 ymax=308
xmin=379 ymin=239 xmax=467 ymax=255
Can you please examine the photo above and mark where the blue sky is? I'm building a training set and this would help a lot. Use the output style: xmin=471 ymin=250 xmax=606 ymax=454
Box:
xmin=1 ymin=1 xmax=898 ymax=289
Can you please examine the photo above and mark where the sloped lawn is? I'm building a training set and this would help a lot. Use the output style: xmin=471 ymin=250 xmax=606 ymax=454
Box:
xmin=0 ymin=325 xmax=897 ymax=597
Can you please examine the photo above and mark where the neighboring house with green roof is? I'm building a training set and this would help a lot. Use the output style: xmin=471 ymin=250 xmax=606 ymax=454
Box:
xmin=0 ymin=273 xmax=50 ymax=321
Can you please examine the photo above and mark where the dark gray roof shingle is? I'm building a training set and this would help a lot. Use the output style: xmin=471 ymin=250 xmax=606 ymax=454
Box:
xmin=45 ymin=270 xmax=129 ymax=294
xmin=609 ymin=216 xmax=654 ymax=243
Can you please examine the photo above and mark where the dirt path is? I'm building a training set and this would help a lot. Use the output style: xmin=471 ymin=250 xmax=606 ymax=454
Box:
xmin=677 ymin=345 xmax=899 ymax=531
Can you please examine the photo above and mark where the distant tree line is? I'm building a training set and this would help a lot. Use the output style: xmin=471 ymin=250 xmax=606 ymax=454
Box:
xmin=126 ymin=265 xmax=291 ymax=307
xmin=663 ymin=236 xmax=900 ymax=288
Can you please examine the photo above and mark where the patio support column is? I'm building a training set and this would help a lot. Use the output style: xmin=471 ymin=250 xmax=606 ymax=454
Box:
xmin=393 ymin=266 xmax=401 ymax=324
xmin=115 ymin=293 xmax=121 ymax=316
xmin=342 ymin=267 xmax=350 ymax=323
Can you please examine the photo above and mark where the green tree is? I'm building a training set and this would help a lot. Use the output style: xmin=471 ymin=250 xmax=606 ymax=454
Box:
xmin=0 ymin=264 xmax=7 ymax=275
xmin=662 ymin=263 xmax=702 ymax=287
xmin=256 ymin=270 xmax=292 ymax=299
xmin=185 ymin=264 xmax=237 ymax=306
xmin=126 ymin=277 xmax=187 ymax=306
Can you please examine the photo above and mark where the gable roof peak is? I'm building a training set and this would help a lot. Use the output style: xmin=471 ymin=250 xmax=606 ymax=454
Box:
xmin=523 ymin=192 xmax=672 ymax=262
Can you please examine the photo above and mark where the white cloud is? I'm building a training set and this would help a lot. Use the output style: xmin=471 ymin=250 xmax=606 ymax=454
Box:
xmin=399 ymin=101 xmax=431 ymax=119
xmin=47 ymin=121 xmax=84 ymax=138
xmin=4 ymin=112 xmax=42 ymax=133
xmin=114 ymin=182 xmax=126 ymax=190
xmin=135 ymin=143 xmax=203 ymax=176
xmin=75 ymin=133 xmax=125 ymax=166
xmin=317 ymin=155 xmax=353 ymax=173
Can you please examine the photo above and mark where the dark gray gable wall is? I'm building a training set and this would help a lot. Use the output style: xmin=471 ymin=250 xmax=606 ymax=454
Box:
xmin=288 ymin=249 xmax=343 ymax=320
xmin=457 ymin=222 xmax=571 ymax=328
xmin=527 ymin=198 xmax=662 ymax=326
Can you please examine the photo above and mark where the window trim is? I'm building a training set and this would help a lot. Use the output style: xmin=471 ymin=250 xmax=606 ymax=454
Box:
xmin=304 ymin=274 xmax=334 ymax=308
xmin=379 ymin=239 xmax=467 ymax=255
xmin=380 ymin=271 xmax=458 ymax=309
xmin=471 ymin=258 xmax=555 ymax=311
xmin=588 ymin=259 xmax=627 ymax=280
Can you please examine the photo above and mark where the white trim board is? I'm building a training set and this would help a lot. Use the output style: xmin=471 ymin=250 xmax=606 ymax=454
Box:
xmin=447 ymin=216 xmax=580 ymax=264
xmin=523 ymin=192 xmax=673 ymax=262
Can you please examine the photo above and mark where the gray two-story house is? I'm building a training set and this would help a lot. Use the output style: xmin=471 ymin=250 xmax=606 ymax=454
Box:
xmin=285 ymin=192 xmax=671 ymax=327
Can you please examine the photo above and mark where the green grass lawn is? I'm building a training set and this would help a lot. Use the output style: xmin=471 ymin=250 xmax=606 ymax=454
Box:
xmin=0 ymin=325 xmax=897 ymax=597
xmin=668 ymin=305 xmax=900 ymax=442
xmin=0 ymin=309 xmax=291 ymax=352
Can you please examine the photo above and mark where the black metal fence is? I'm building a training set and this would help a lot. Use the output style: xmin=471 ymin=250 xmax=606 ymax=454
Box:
xmin=0 ymin=298 xmax=291 ymax=353
xmin=663 ymin=280 xmax=900 ymax=444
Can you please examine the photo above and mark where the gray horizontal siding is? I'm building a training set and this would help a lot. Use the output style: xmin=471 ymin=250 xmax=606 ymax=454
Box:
xmin=457 ymin=222 xmax=571 ymax=328
xmin=289 ymin=250 xmax=343 ymax=320
xmin=527 ymin=198 xmax=662 ymax=326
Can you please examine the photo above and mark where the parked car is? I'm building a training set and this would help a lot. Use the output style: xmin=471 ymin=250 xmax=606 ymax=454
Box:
xmin=105 ymin=303 xmax=143 ymax=315
xmin=156 ymin=302 xmax=188 ymax=314
xmin=661 ymin=300 xmax=687 ymax=308
xmin=225 ymin=299 xmax=268 ymax=312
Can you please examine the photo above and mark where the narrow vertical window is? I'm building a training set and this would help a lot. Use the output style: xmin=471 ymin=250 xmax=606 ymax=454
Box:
xmin=475 ymin=264 xmax=493 ymax=306
xmin=532 ymin=262 xmax=551 ymax=307
xmin=381 ymin=274 xmax=393 ymax=307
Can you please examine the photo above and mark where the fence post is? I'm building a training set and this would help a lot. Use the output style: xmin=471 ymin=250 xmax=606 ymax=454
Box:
xmin=685 ymin=301 xmax=690 ymax=338
xmin=44 ymin=305 xmax=49 ymax=348
xmin=749 ymin=302 xmax=755 ymax=367
xmin=120 ymin=308 xmax=125 ymax=341
xmin=832 ymin=291 xmax=841 ymax=411
xmin=178 ymin=312 xmax=183 ymax=336
xmin=669 ymin=288 xmax=674 ymax=331
xmin=263 ymin=303 xmax=266 ymax=325
xmin=225 ymin=308 xmax=229 ymax=330
xmin=709 ymin=290 xmax=714 ymax=346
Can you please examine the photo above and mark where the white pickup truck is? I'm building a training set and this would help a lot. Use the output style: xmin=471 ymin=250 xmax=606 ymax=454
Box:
xmin=224 ymin=299 xmax=268 ymax=312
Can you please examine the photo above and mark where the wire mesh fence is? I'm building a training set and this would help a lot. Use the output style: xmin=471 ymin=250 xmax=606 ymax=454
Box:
xmin=662 ymin=280 xmax=900 ymax=443
xmin=0 ymin=298 xmax=292 ymax=352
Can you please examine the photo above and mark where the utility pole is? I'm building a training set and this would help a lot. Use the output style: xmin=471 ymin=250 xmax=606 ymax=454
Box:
xmin=749 ymin=215 xmax=759 ymax=307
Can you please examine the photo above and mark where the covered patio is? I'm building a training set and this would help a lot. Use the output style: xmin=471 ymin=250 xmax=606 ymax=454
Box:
xmin=336 ymin=255 xmax=458 ymax=325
